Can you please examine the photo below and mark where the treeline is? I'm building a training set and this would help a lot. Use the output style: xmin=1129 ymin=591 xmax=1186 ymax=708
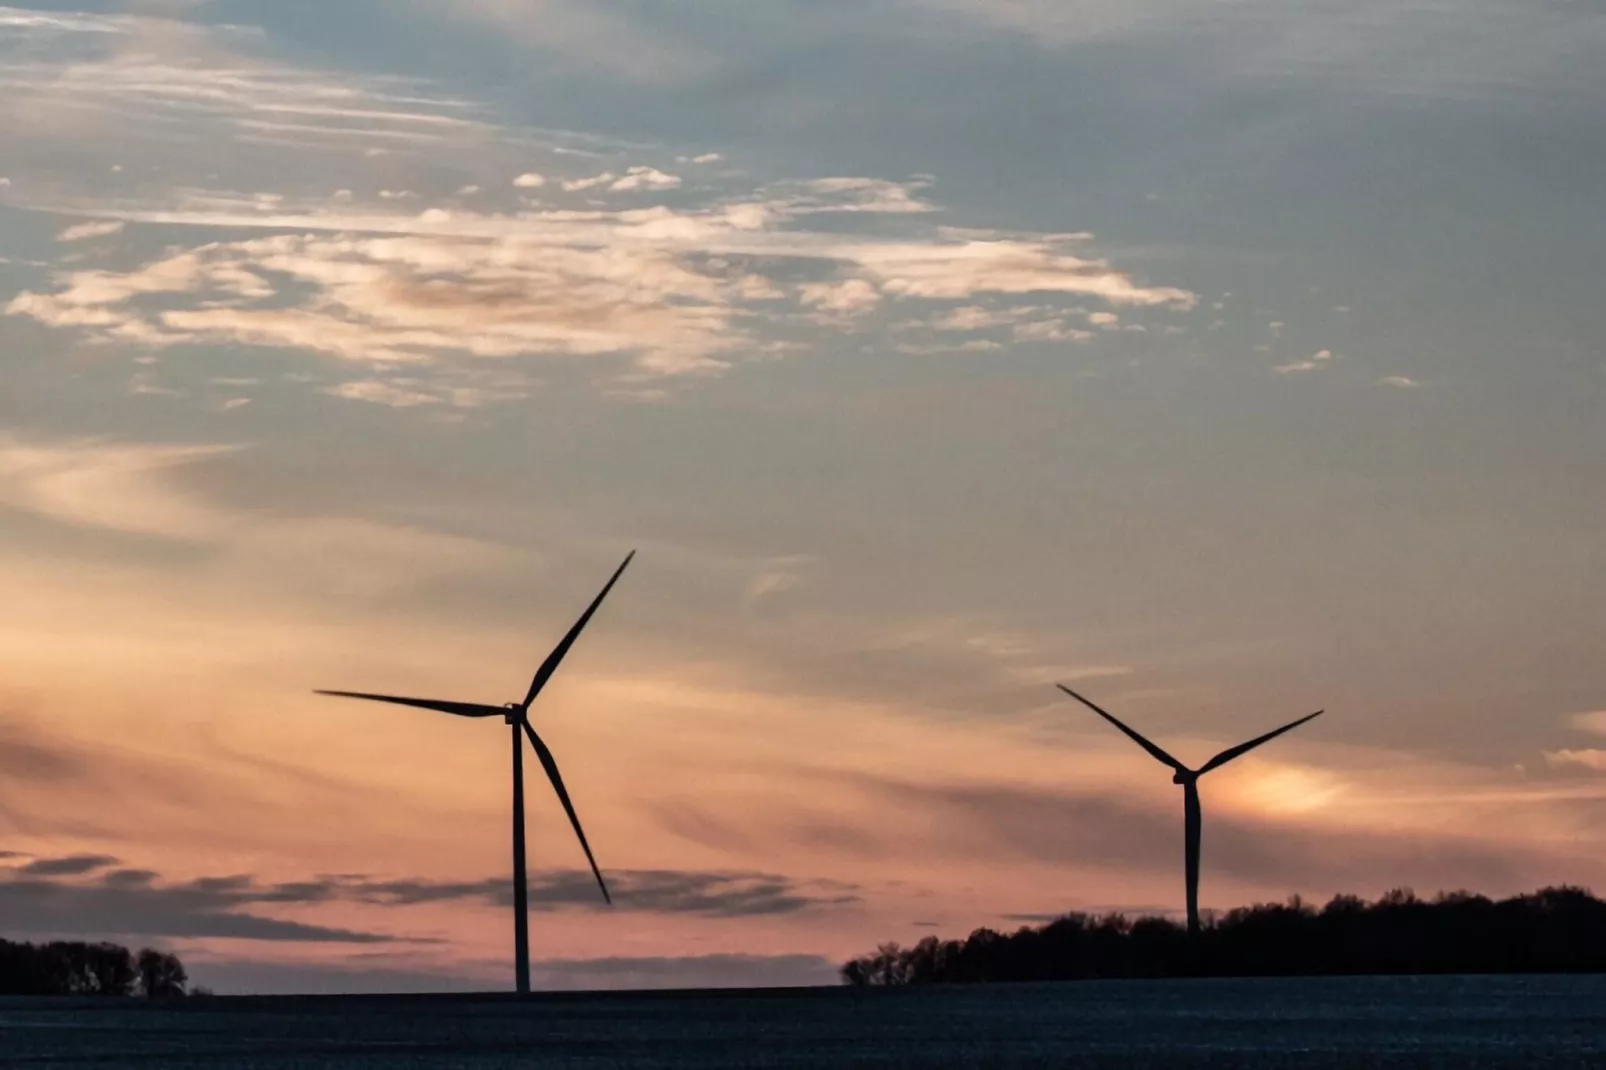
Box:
xmin=842 ymin=886 xmax=1606 ymax=985
xmin=0 ymin=940 xmax=188 ymax=997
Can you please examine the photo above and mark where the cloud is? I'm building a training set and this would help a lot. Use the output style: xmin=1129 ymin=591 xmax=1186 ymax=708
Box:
xmin=1571 ymin=712 xmax=1606 ymax=737
xmin=3 ymin=18 xmax=1195 ymax=394
xmin=744 ymin=557 xmax=813 ymax=605
xmin=798 ymin=278 xmax=881 ymax=316
xmin=1544 ymin=749 xmax=1606 ymax=773
xmin=0 ymin=857 xmax=858 ymax=948
xmin=0 ymin=432 xmax=507 ymax=602
xmin=0 ymin=434 xmax=238 ymax=539
xmin=1275 ymin=349 xmax=1335 ymax=374
xmin=10 ymin=230 xmax=747 ymax=376
xmin=1012 ymin=318 xmax=1094 ymax=344
xmin=11 ymin=184 xmax=1192 ymax=388
xmin=925 ymin=305 xmax=1021 ymax=331
xmin=1378 ymin=376 xmax=1422 ymax=388
xmin=295 ymin=868 xmax=859 ymax=917
xmin=561 ymin=172 xmax=617 ymax=192
xmin=56 ymin=220 xmax=125 ymax=243
xmin=1087 ymin=311 xmax=1119 ymax=327
xmin=322 ymin=380 xmax=451 ymax=409
xmin=0 ymin=862 xmax=399 ymax=943
xmin=852 ymin=239 xmax=1196 ymax=307
xmin=610 ymin=166 xmax=682 ymax=192
xmin=0 ymin=5 xmax=492 ymax=177
xmin=782 ymin=177 xmax=935 ymax=215
xmin=894 ymin=339 xmax=1005 ymax=354
xmin=16 ymin=853 xmax=120 ymax=878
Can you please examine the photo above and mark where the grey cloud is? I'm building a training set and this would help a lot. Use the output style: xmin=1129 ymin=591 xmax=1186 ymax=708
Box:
xmin=0 ymin=861 xmax=401 ymax=944
xmin=102 ymin=868 xmax=159 ymax=888
xmin=269 ymin=868 xmax=860 ymax=917
xmin=533 ymin=869 xmax=860 ymax=916
xmin=0 ymin=857 xmax=860 ymax=947
xmin=17 ymin=852 xmax=119 ymax=877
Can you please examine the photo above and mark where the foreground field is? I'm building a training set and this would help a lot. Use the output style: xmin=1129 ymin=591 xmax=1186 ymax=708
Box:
xmin=5 ymin=975 xmax=1606 ymax=1068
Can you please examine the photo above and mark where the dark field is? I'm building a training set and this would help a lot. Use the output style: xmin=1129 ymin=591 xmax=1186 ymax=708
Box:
xmin=5 ymin=975 xmax=1606 ymax=1068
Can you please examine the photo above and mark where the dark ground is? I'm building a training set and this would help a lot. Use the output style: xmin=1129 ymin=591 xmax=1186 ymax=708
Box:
xmin=4 ymin=974 xmax=1606 ymax=1068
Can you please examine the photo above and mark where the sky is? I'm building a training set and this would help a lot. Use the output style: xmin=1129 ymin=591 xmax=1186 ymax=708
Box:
xmin=1 ymin=0 xmax=1603 ymax=994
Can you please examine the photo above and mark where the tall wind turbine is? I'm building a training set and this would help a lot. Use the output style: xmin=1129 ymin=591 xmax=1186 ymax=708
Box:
xmin=1056 ymin=684 xmax=1321 ymax=937
xmin=318 ymin=552 xmax=634 ymax=994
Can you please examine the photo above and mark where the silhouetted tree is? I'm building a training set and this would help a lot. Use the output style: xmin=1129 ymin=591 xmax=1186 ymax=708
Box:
xmin=137 ymin=948 xmax=188 ymax=998
xmin=0 ymin=939 xmax=185 ymax=996
xmin=85 ymin=943 xmax=137 ymax=996
xmin=840 ymin=886 xmax=1606 ymax=985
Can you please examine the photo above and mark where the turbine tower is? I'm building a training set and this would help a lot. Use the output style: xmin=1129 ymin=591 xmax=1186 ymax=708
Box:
xmin=318 ymin=552 xmax=634 ymax=994
xmin=1056 ymin=684 xmax=1321 ymax=937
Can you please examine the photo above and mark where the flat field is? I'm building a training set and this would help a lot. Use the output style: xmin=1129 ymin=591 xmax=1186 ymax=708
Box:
xmin=5 ymin=975 xmax=1605 ymax=1068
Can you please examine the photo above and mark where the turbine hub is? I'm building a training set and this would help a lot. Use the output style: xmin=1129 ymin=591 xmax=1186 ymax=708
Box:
xmin=504 ymin=703 xmax=522 ymax=725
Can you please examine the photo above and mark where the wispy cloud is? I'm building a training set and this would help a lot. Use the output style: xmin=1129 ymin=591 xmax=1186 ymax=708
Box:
xmin=609 ymin=166 xmax=681 ymax=192
xmin=1544 ymin=749 xmax=1606 ymax=773
xmin=1572 ymin=712 xmax=1606 ymax=738
xmin=56 ymin=219 xmax=125 ymax=243
xmin=9 ymin=183 xmax=1193 ymax=392
xmin=0 ymin=432 xmax=507 ymax=599
xmin=0 ymin=4 xmax=489 ymax=178
xmin=1 ymin=6 xmax=1194 ymax=401
xmin=1275 ymin=348 xmax=1335 ymax=374
xmin=0 ymin=434 xmax=238 ymax=539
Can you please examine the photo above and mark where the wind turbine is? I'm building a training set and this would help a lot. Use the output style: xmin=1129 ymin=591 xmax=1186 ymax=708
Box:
xmin=318 ymin=552 xmax=634 ymax=994
xmin=1056 ymin=684 xmax=1322 ymax=937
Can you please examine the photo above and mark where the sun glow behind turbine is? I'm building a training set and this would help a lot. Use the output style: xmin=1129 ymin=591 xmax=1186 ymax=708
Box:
xmin=1057 ymin=684 xmax=1322 ymax=936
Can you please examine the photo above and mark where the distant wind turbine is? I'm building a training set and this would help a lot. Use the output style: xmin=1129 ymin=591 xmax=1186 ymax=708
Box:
xmin=1056 ymin=684 xmax=1322 ymax=937
xmin=318 ymin=552 xmax=634 ymax=994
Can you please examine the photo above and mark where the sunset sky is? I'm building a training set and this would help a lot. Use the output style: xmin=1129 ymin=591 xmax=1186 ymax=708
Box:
xmin=2 ymin=0 xmax=1604 ymax=994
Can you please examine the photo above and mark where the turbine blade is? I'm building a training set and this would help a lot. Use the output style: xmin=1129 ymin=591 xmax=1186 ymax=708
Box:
xmin=521 ymin=722 xmax=611 ymax=905
xmin=1057 ymin=684 xmax=1186 ymax=772
xmin=1198 ymin=710 xmax=1324 ymax=775
xmin=313 ymin=691 xmax=506 ymax=719
xmin=521 ymin=551 xmax=635 ymax=710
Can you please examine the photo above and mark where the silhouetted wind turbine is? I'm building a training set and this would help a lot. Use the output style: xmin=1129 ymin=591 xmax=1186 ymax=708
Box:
xmin=318 ymin=552 xmax=634 ymax=994
xmin=1056 ymin=684 xmax=1321 ymax=937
